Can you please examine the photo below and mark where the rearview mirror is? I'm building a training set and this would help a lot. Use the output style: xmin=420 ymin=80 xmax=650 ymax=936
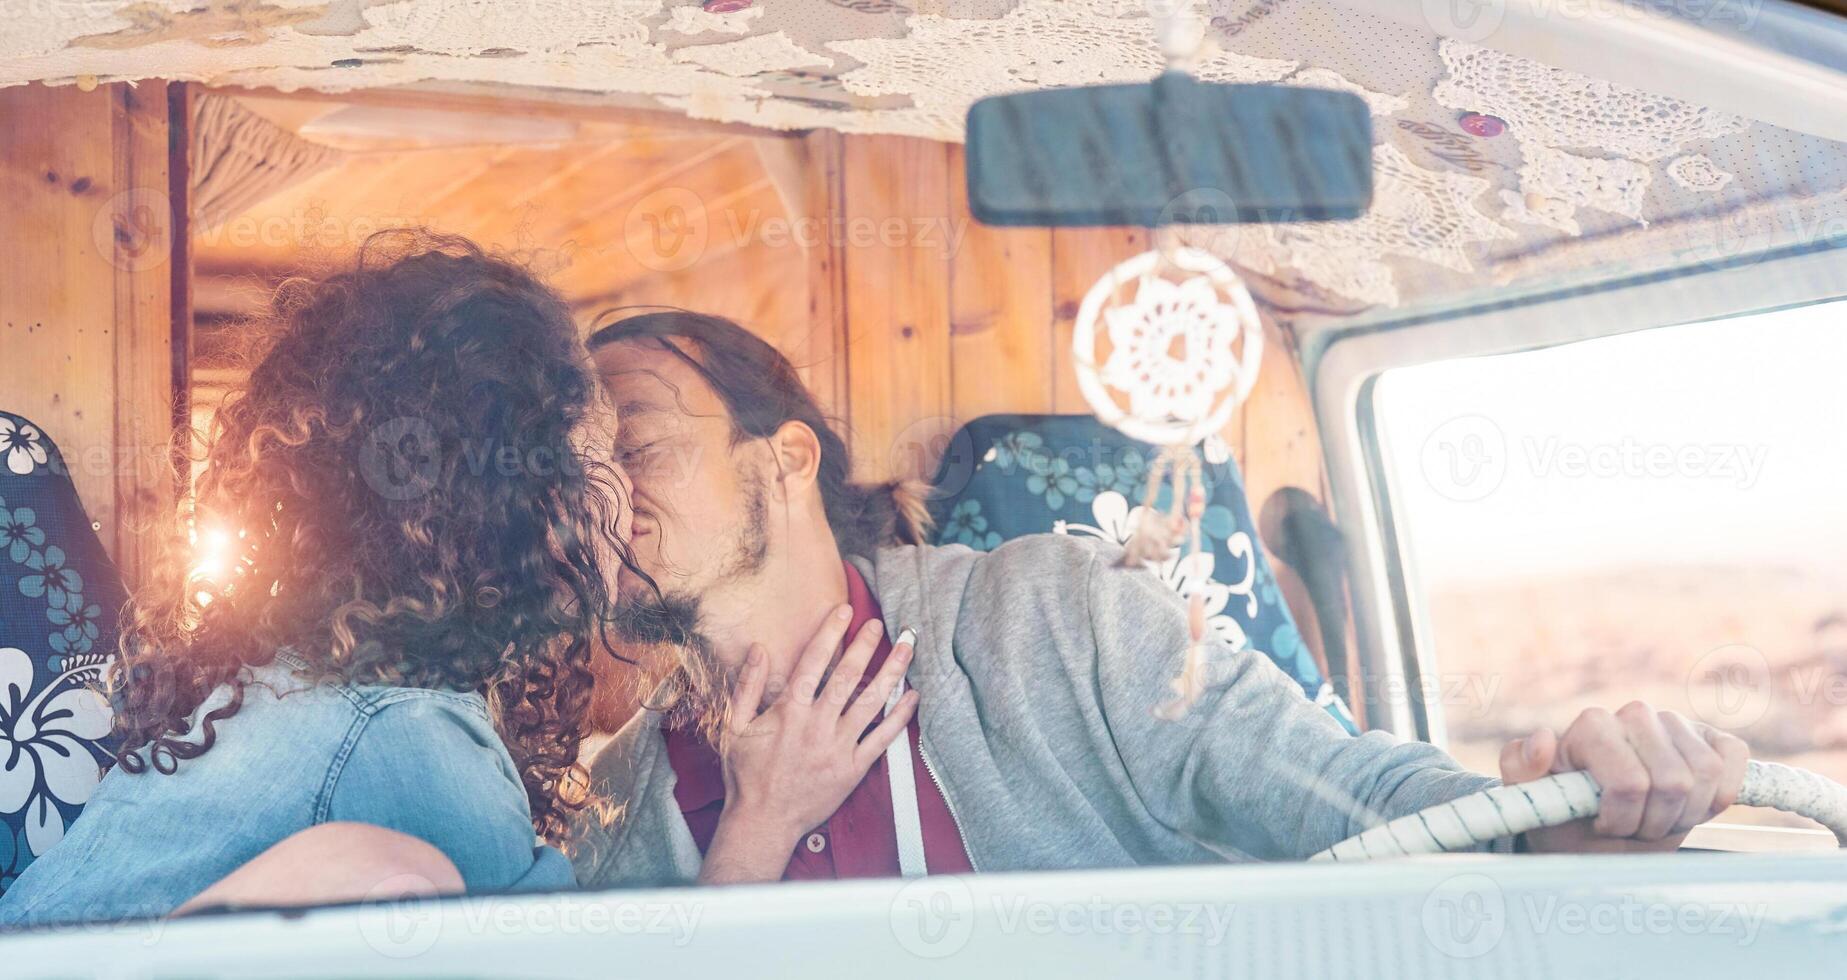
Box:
xmin=965 ymin=73 xmax=1372 ymax=228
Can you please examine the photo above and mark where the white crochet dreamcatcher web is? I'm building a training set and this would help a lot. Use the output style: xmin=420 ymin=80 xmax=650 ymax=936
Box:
xmin=1072 ymin=246 xmax=1263 ymax=448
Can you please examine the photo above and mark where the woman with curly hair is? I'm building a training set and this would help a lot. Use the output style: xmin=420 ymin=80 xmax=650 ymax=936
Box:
xmin=0 ymin=231 xmax=639 ymax=924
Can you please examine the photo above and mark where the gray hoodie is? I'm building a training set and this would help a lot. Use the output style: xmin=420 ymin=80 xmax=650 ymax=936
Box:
xmin=571 ymin=533 xmax=1504 ymax=886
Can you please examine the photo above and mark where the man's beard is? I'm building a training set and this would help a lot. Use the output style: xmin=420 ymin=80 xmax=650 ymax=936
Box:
xmin=610 ymin=588 xmax=711 ymax=658
xmin=611 ymin=464 xmax=771 ymax=669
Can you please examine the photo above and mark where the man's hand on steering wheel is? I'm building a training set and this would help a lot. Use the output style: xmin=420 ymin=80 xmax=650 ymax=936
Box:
xmin=1497 ymin=702 xmax=1750 ymax=853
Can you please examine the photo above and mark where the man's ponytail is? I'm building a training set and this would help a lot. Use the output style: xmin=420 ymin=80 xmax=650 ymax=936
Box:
xmin=828 ymin=479 xmax=934 ymax=558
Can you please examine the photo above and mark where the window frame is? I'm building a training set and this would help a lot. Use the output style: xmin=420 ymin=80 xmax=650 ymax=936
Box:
xmin=1310 ymin=243 xmax=1847 ymax=747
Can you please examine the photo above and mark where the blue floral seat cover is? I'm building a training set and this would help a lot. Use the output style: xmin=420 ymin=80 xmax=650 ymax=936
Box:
xmin=0 ymin=411 xmax=126 ymax=893
xmin=925 ymin=414 xmax=1357 ymax=734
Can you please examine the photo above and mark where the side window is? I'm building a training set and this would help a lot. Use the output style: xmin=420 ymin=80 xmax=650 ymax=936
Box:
xmin=1373 ymin=301 xmax=1847 ymax=829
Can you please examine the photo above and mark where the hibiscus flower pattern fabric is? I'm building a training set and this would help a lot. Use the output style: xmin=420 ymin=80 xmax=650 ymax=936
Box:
xmin=927 ymin=414 xmax=1357 ymax=734
xmin=0 ymin=412 xmax=127 ymax=894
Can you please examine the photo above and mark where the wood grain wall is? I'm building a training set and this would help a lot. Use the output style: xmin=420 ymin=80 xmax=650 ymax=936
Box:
xmin=0 ymin=81 xmax=178 ymax=587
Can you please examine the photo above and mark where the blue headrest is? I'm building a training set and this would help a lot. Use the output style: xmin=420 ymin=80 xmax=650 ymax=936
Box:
xmin=925 ymin=414 xmax=1356 ymax=734
xmin=0 ymin=411 xmax=126 ymax=890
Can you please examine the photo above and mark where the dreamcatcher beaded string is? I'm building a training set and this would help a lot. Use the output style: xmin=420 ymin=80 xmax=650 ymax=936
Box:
xmin=1071 ymin=238 xmax=1264 ymax=720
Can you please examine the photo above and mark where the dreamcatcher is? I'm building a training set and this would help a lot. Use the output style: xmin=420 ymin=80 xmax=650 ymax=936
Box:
xmin=1073 ymin=238 xmax=1263 ymax=721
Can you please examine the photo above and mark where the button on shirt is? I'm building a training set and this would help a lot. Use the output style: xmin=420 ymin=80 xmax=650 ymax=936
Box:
xmin=660 ymin=563 xmax=973 ymax=880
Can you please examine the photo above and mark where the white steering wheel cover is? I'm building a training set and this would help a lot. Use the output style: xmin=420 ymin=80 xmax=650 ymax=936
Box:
xmin=1311 ymin=760 xmax=1847 ymax=861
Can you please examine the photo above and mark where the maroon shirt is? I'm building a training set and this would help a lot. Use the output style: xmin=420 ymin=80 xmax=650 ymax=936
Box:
xmin=661 ymin=563 xmax=973 ymax=879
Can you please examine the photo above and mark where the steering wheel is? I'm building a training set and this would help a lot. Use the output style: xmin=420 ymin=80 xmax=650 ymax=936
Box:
xmin=1311 ymin=759 xmax=1847 ymax=860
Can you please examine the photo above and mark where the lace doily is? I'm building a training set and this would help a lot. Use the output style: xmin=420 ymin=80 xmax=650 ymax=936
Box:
xmin=1282 ymin=67 xmax=1409 ymax=117
xmin=217 ymin=40 xmax=773 ymax=105
xmin=1187 ymin=143 xmax=1515 ymax=307
xmin=3 ymin=0 xmax=133 ymax=60
xmin=6 ymin=0 xmax=1825 ymax=316
xmin=1501 ymin=145 xmax=1652 ymax=235
xmin=662 ymin=4 xmax=763 ymax=36
xmin=1668 ymin=154 xmax=1736 ymax=191
xmin=1433 ymin=40 xmax=1751 ymax=163
xmin=359 ymin=0 xmax=659 ymax=56
xmin=1073 ymin=247 xmax=1264 ymax=447
xmin=673 ymin=30 xmax=832 ymax=77
xmin=830 ymin=0 xmax=1298 ymax=142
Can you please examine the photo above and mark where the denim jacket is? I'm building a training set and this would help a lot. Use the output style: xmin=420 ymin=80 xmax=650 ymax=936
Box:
xmin=0 ymin=653 xmax=573 ymax=926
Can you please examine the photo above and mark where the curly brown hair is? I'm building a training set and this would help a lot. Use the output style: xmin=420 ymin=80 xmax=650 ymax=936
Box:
xmin=110 ymin=230 xmax=636 ymax=842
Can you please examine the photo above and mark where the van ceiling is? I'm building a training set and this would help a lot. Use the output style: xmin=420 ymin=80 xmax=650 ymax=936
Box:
xmin=8 ymin=0 xmax=1845 ymax=325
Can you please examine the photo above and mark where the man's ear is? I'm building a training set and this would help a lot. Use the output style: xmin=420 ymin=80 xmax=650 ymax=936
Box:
xmin=766 ymin=420 xmax=822 ymax=495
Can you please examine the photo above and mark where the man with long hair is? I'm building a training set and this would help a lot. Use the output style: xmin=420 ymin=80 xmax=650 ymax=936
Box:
xmin=575 ymin=310 xmax=1750 ymax=886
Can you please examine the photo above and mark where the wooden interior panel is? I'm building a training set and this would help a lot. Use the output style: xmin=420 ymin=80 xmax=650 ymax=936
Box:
xmin=0 ymin=81 xmax=178 ymax=586
xmin=945 ymin=144 xmax=1056 ymax=425
xmin=1049 ymin=227 xmax=1150 ymax=417
xmin=795 ymin=131 xmax=848 ymax=419
xmin=838 ymin=136 xmax=954 ymax=484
